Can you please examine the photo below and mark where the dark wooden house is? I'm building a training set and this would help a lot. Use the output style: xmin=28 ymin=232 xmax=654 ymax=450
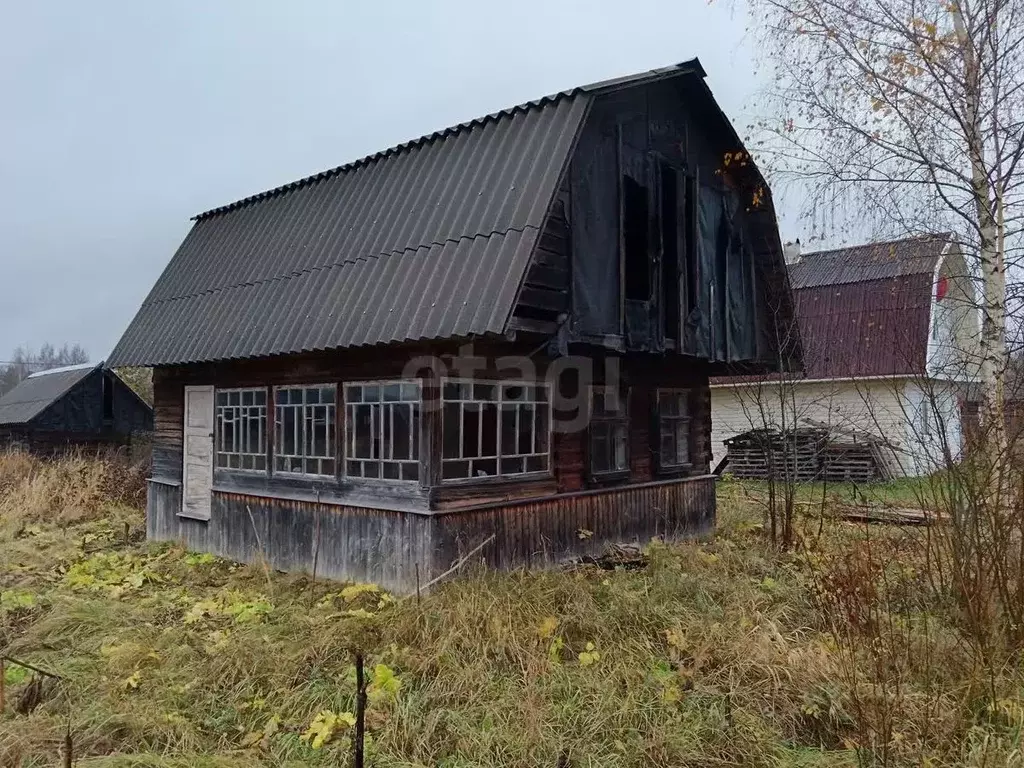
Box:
xmin=0 ymin=363 xmax=153 ymax=452
xmin=108 ymin=60 xmax=797 ymax=592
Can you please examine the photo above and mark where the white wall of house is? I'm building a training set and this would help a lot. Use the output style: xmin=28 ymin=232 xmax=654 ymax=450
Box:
xmin=710 ymin=377 xmax=965 ymax=477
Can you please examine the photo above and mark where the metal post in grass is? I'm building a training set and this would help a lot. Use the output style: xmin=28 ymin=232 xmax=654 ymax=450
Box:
xmin=353 ymin=653 xmax=366 ymax=768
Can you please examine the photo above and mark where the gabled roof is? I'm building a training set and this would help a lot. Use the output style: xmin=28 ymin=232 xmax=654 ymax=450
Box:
xmin=792 ymin=234 xmax=951 ymax=379
xmin=108 ymin=60 xmax=736 ymax=367
xmin=0 ymin=363 xmax=99 ymax=426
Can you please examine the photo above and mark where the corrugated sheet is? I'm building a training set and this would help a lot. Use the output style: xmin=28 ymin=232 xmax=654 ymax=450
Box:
xmin=795 ymin=274 xmax=932 ymax=378
xmin=789 ymin=234 xmax=949 ymax=289
xmin=109 ymin=61 xmax=712 ymax=367
xmin=0 ymin=364 xmax=98 ymax=425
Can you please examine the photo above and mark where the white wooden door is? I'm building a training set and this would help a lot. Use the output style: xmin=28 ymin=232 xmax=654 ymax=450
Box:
xmin=181 ymin=385 xmax=215 ymax=521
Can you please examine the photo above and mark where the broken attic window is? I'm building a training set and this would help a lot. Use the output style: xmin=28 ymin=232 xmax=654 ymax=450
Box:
xmin=683 ymin=174 xmax=699 ymax=317
xmin=622 ymin=174 xmax=650 ymax=302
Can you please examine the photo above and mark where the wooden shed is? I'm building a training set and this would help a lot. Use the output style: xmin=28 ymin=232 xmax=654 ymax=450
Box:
xmin=108 ymin=60 xmax=798 ymax=592
xmin=0 ymin=363 xmax=153 ymax=453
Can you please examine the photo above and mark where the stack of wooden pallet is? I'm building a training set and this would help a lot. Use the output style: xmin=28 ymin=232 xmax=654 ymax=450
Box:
xmin=724 ymin=425 xmax=890 ymax=483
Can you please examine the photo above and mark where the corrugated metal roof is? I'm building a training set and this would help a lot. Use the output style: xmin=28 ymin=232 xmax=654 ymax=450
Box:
xmin=108 ymin=61 xmax=709 ymax=367
xmin=0 ymin=364 xmax=99 ymax=426
xmin=795 ymin=274 xmax=933 ymax=378
xmin=789 ymin=234 xmax=950 ymax=289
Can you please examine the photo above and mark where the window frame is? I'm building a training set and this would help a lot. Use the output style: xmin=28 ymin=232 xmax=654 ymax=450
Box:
xmin=588 ymin=385 xmax=631 ymax=481
xmin=272 ymin=383 xmax=338 ymax=479
xmin=214 ymin=386 xmax=270 ymax=474
xmin=343 ymin=379 xmax=422 ymax=483
xmin=440 ymin=377 xmax=553 ymax=484
xmin=655 ymin=388 xmax=693 ymax=473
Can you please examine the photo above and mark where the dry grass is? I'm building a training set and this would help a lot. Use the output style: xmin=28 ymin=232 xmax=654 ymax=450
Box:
xmin=0 ymin=453 xmax=1020 ymax=767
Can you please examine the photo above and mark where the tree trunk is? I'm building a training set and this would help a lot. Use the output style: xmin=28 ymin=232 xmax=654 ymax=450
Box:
xmin=954 ymin=6 xmax=1008 ymax=461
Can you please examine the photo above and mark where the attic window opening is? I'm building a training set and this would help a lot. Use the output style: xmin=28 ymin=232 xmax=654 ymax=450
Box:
xmin=660 ymin=163 xmax=681 ymax=341
xmin=441 ymin=379 xmax=550 ymax=481
xmin=345 ymin=381 xmax=421 ymax=481
xmin=623 ymin=175 xmax=651 ymax=302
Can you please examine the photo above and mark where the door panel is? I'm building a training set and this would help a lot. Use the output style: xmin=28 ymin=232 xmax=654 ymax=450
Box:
xmin=181 ymin=385 xmax=214 ymax=521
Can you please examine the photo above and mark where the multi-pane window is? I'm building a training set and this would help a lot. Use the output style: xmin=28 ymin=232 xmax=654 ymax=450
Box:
xmin=442 ymin=380 xmax=550 ymax=480
xmin=345 ymin=381 xmax=421 ymax=481
xmin=215 ymin=388 xmax=267 ymax=471
xmin=590 ymin=386 xmax=629 ymax=476
xmin=274 ymin=385 xmax=336 ymax=476
xmin=657 ymin=389 xmax=691 ymax=468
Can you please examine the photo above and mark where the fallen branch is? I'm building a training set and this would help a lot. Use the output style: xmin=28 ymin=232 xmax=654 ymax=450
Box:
xmin=402 ymin=534 xmax=496 ymax=598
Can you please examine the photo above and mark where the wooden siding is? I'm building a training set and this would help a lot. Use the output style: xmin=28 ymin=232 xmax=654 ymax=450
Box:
xmin=513 ymin=178 xmax=571 ymax=324
xmin=147 ymin=474 xmax=714 ymax=593
xmin=432 ymin=475 xmax=715 ymax=574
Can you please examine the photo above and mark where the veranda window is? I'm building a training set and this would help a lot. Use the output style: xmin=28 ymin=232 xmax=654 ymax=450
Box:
xmin=215 ymin=388 xmax=267 ymax=471
xmin=345 ymin=381 xmax=421 ymax=481
xmin=657 ymin=389 xmax=691 ymax=469
xmin=274 ymin=385 xmax=336 ymax=477
xmin=590 ymin=386 xmax=629 ymax=477
xmin=442 ymin=380 xmax=550 ymax=480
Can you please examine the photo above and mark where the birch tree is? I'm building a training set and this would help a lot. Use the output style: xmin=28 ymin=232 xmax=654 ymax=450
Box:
xmin=745 ymin=0 xmax=1023 ymax=455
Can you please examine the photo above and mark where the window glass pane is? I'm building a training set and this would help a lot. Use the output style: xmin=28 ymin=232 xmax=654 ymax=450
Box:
xmin=393 ymin=406 xmax=411 ymax=460
xmin=481 ymin=403 xmax=498 ymax=456
xmin=382 ymin=463 xmax=400 ymax=480
xmin=382 ymin=383 xmax=401 ymax=402
xmin=443 ymin=382 xmax=461 ymax=401
xmin=462 ymin=404 xmax=480 ymax=458
xmin=443 ymin=403 xmax=461 ymax=458
xmin=346 ymin=386 xmax=363 ymax=404
xmin=401 ymin=382 xmax=420 ymax=400
xmin=613 ymin=424 xmax=628 ymax=470
xmin=475 ymin=458 xmax=497 ymax=477
xmin=474 ymin=383 xmax=496 ymax=401
xmin=364 ymin=384 xmax=380 ymax=402
xmin=216 ymin=392 xmax=227 ymax=406
xmin=500 ymin=406 xmax=517 ymax=456
xmin=443 ymin=460 xmax=470 ymax=479
xmin=518 ymin=404 xmax=534 ymax=454
xmin=401 ymin=463 xmax=419 ymax=481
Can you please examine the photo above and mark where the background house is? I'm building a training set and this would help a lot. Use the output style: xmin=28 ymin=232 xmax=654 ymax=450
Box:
xmin=109 ymin=60 xmax=797 ymax=591
xmin=711 ymin=234 xmax=978 ymax=478
xmin=0 ymin=362 xmax=153 ymax=453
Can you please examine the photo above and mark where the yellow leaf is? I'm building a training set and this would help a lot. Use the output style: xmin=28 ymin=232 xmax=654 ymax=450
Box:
xmin=537 ymin=616 xmax=559 ymax=640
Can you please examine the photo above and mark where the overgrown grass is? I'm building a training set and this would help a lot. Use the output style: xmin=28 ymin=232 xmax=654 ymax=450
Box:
xmin=0 ymin=451 xmax=1020 ymax=766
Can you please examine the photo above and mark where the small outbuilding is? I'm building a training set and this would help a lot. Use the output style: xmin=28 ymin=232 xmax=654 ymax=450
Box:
xmin=0 ymin=363 xmax=153 ymax=453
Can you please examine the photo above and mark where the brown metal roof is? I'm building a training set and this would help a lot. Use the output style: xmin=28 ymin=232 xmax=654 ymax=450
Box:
xmin=108 ymin=61 xmax=715 ymax=367
xmin=714 ymin=234 xmax=949 ymax=382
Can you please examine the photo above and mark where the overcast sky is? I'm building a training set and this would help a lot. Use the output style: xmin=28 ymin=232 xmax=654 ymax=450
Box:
xmin=0 ymin=0 xmax=779 ymax=362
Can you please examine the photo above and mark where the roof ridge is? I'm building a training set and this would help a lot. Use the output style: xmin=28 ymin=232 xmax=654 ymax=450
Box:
xmin=801 ymin=232 xmax=952 ymax=259
xmin=139 ymin=225 xmax=540 ymax=308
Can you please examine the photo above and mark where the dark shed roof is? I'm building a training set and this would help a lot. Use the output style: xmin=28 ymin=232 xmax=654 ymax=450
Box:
xmin=108 ymin=60 xmax=753 ymax=367
xmin=0 ymin=364 xmax=98 ymax=426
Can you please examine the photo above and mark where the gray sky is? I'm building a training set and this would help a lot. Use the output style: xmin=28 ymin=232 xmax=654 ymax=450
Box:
xmin=0 ymin=0 xmax=770 ymax=362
